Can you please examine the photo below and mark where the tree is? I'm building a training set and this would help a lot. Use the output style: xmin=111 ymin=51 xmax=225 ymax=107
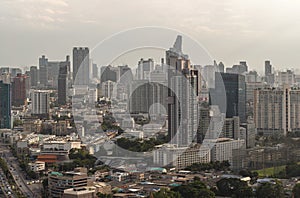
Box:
xmin=152 ymin=188 xmax=182 ymax=198
xmin=256 ymin=181 xmax=284 ymax=198
xmin=185 ymin=161 xmax=230 ymax=172
xmin=216 ymin=178 xmax=254 ymax=198
xmin=13 ymin=119 xmax=23 ymax=127
xmin=293 ymin=183 xmax=300 ymax=198
xmin=173 ymin=181 xmax=215 ymax=198
xmin=97 ymin=193 xmax=113 ymax=198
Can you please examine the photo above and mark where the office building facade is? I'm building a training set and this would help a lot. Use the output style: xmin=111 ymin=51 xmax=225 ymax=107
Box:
xmin=0 ymin=81 xmax=11 ymax=129
xmin=73 ymin=47 xmax=90 ymax=85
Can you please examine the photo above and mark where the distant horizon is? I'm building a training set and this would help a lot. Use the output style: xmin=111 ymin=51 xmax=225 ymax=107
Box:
xmin=2 ymin=0 xmax=300 ymax=73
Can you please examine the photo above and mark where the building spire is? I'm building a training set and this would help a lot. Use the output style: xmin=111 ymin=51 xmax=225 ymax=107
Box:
xmin=173 ymin=35 xmax=182 ymax=53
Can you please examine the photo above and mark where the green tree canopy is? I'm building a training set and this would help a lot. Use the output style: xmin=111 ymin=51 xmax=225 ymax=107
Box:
xmin=256 ymin=181 xmax=284 ymax=198
xmin=293 ymin=183 xmax=300 ymax=198
xmin=216 ymin=178 xmax=254 ymax=198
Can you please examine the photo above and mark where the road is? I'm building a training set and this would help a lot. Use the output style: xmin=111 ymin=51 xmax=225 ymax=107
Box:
xmin=0 ymin=168 xmax=15 ymax=198
xmin=0 ymin=145 xmax=41 ymax=198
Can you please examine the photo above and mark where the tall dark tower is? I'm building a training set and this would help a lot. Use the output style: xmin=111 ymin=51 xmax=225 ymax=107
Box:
xmin=30 ymin=66 xmax=38 ymax=87
xmin=0 ymin=81 xmax=11 ymax=129
xmin=73 ymin=47 xmax=90 ymax=85
xmin=265 ymin=60 xmax=272 ymax=76
xmin=39 ymin=55 xmax=48 ymax=87
xmin=12 ymin=74 xmax=30 ymax=106
xmin=215 ymin=73 xmax=246 ymax=123
xmin=58 ymin=56 xmax=70 ymax=105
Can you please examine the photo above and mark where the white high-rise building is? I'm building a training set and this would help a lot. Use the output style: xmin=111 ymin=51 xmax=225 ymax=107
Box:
xmin=276 ymin=70 xmax=295 ymax=86
xmin=254 ymin=86 xmax=300 ymax=136
xmin=101 ymin=80 xmax=115 ymax=99
xmin=31 ymin=90 xmax=50 ymax=118
xmin=136 ymin=58 xmax=154 ymax=80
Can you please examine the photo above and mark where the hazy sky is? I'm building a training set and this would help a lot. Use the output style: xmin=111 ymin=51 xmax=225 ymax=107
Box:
xmin=1 ymin=0 xmax=300 ymax=74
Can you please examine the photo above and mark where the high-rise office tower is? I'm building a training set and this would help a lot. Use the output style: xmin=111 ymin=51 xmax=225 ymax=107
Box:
xmin=92 ymin=63 xmax=98 ymax=79
xmin=101 ymin=80 xmax=115 ymax=99
xmin=226 ymin=61 xmax=248 ymax=74
xmin=58 ymin=56 xmax=70 ymax=105
xmin=239 ymin=61 xmax=248 ymax=72
xmin=100 ymin=66 xmax=117 ymax=83
xmin=73 ymin=47 xmax=90 ymax=85
xmin=277 ymin=70 xmax=295 ymax=86
xmin=10 ymin=68 xmax=22 ymax=78
xmin=47 ymin=61 xmax=60 ymax=88
xmin=265 ymin=60 xmax=272 ymax=76
xmin=167 ymin=35 xmax=199 ymax=146
xmin=30 ymin=66 xmax=39 ymax=87
xmin=128 ymin=80 xmax=168 ymax=115
xmin=118 ymin=65 xmax=133 ymax=81
xmin=214 ymin=73 xmax=246 ymax=123
xmin=203 ymin=65 xmax=219 ymax=89
xmin=136 ymin=58 xmax=154 ymax=80
xmin=31 ymin=90 xmax=50 ymax=119
xmin=197 ymin=105 xmax=210 ymax=143
xmin=39 ymin=55 xmax=48 ymax=87
xmin=0 ymin=81 xmax=11 ymax=129
xmin=218 ymin=62 xmax=225 ymax=73
xmin=12 ymin=74 xmax=30 ymax=106
xmin=220 ymin=117 xmax=240 ymax=139
xmin=264 ymin=60 xmax=275 ymax=85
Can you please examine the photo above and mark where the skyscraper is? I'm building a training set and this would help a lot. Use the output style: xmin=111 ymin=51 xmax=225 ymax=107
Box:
xmin=73 ymin=47 xmax=90 ymax=85
xmin=128 ymin=80 xmax=168 ymax=114
xmin=31 ymin=90 xmax=50 ymax=119
xmin=214 ymin=73 xmax=246 ymax=123
xmin=12 ymin=74 xmax=30 ymax=106
xmin=30 ymin=66 xmax=39 ymax=87
xmin=136 ymin=58 xmax=154 ymax=80
xmin=58 ymin=56 xmax=70 ymax=105
xmin=0 ymin=81 xmax=11 ymax=129
xmin=39 ymin=55 xmax=48 ymax=87
xmin=101 ymin=80 xmax=115 ymax=99
xmin=92 ymin=63 xmax=98 ymax=79
xmin=264 ymin=60 xmax=275 ymax=85
xmin=254 ymin=86 xmax=300 ymax=136
xmin=265 ymin=60 xmax=272 ymax=76
xmin=167 ymin=35 xmax=199 ymax=146
xmin=10 ymin=68 xmax=22 ymax=78
xmin=226 ymin=61 xmax=248 ymax=74
xmin=100 ymin=66 xmax=117 ymax=83
xmin=218 ymin=62 xmax=225 ymax=73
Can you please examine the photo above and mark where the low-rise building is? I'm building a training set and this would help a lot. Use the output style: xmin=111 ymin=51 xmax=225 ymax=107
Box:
xmin=153 ymin=144 xmax=211 ymax=169
xmin=48 ymin=168 xmax=89 ymax=198
xmin=210 ymin=138 xmax=245 ymax=165
xmin=28 ymin=161 xmax=45 ymax=172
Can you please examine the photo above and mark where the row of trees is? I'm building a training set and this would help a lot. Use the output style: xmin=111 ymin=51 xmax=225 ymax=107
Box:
xmin=152 ymin=180 xmax=215 ymax=198
xmin=185 ymin=161 xmax=231 ymax=172
xmin=57 ymin=149 xmax=98 ymax=172
xmin=116 ymin=137 xmax=167 ymax=152
xmin=151 ymin=177 xmax=297 ymax=198
xmin=274 ymin=162 xmax=300 ymax=179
